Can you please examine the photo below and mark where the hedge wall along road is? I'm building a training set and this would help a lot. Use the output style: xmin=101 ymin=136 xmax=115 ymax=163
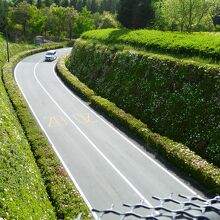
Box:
xmin=82 ymin=29 xmax=220 ymax=62
xmin=0 ymin=73 xmax=56 ymax=218
xmin=57 ymin=54 xmax=220 ymax=195
xmin=67 ymin=39 xmax=220 ymax=168
xmin=2 ymin=45 xmax=92 ymax=219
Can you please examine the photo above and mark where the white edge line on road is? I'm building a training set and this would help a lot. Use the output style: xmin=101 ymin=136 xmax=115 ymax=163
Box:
xmin=53 ymin=50 xmax=196 ymax=195
xmin=14 ymin=61 xmax=98 ymax=220
xmin=33 ymin=59 xmax=154 ymax=208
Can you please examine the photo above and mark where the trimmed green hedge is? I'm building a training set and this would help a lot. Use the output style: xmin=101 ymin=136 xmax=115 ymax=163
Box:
xmin=82 ymin=29 xmax=220 ymax=62
xmin=0 ymin=70 xmax=56 ymax=219
xmin=57 ymin=52 xmax=220 ymax=195
xmin=67 ymin=39 xmax=220 ymax=167
xmin=2 ymin=44 xmax=92 ymax=219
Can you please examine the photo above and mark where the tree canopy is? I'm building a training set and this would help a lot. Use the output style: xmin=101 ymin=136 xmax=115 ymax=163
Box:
xmin=118 ymin=0 xmax=154 ymax=29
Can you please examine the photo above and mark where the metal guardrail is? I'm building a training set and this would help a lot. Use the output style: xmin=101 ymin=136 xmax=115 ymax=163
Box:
xmin=89 ymin=194 xmax=220 ymax=220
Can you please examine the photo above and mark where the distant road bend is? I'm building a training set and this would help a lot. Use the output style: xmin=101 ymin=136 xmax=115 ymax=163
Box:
xmin=14 ymin=48 xmax=218 ymax=219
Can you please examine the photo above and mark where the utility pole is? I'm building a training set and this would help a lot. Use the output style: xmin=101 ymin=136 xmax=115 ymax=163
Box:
xmin=6 ymin=28 xmax=10 ymax=62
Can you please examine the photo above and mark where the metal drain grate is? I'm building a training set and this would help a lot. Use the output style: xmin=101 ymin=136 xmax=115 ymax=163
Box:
xmin=91 ymin=194 xmax=220 ymax=219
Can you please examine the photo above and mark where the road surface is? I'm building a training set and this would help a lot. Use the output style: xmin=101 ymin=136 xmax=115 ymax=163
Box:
xmin=14 ymin=48 xmax=216 ymax=219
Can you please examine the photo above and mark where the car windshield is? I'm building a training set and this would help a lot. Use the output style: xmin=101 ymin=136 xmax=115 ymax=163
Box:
xmin=46 ymin=52 xmax=54 ymax=55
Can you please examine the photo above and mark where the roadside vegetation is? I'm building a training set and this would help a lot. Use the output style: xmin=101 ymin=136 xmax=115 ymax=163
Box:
xmin=1 ymin=36 xmax=92 ymax=219
xmin=68 ymin=33 xmax=220 ymax=168
xmin=57 ymin=54 xmax=220 ymax=195
xmin=0 ymin=34 xmax=34 ymax=68
xmin=0 ymin=0 xmax=219 ymax=43
xmin=82 ymin=29 xmax=220 ymax=62
xmin=0 ymin=36 xmax=56 ymax=219
xmin=0 ymin=0 xmax=119 ymax=41
xmin=0 ymin=0 xmax=220 ymax=217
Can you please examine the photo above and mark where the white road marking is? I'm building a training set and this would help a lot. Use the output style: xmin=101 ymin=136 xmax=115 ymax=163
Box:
xmin=33 ymin=59 xmax=154 ymax=207
xmin=53 ymin=55 xmax=197 ymax=195
xmin=14 ymin=61 xmax=98 ymax=220
xmin=13 ymin=49 xmax=198 ymax=220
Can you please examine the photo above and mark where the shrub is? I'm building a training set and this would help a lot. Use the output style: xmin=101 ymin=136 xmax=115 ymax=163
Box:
xmin=81 ymin=29 xmax=220 ymax=62
xmin=0 ymin=68 xmax=56 ymax=219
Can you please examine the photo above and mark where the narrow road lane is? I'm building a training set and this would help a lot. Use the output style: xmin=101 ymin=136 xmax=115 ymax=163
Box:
xmin=14 ymin=49 xmax=207 ymax=219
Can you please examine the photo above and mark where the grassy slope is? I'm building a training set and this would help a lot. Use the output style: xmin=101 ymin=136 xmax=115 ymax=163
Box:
xmin=82 ymin=29 xmax=220 ymax=64
xmin=58 ymin=54 xmax=220 ymax=195
xmin=0 ymin=35 xmax=56 ymax=219
xmin=0 ymin=35 xmax=34 ymax=69
xmin=67 ymin=30 xmax=220 ymax=168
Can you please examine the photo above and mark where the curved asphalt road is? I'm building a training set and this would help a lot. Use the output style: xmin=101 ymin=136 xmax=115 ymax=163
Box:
xmin=14 ymin=48 xmax=216 ymax=219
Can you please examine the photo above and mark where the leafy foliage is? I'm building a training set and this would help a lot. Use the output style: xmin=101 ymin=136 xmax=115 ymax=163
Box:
xmin=93 ymin=11 xmax=120 ymax=29
xmin=0 ymin=34 xmax=33 ymax=69
xmin=0 ymin=0 xmax=8 ymax=33
xmin=73 ymin=7 xmax=95 ymax=37
xmin=67 ymin=38 xmax=220 ymax=167
xmin=2 ymin=43 xmax=92 ymax=219
xmin=82 ymin=28 xmax=220 ymax=61
xmin=57 ymin=54 xmax=220 ymax=195
xmin=0 ymin=37 xmax=56 ymax=219
xmin=153 ymin=0 xmax=214 ymax=32
xmin=6 ymin=3 xmax=118 ymax=41
xmin=117 ymin=0 xmax=154 ymax=28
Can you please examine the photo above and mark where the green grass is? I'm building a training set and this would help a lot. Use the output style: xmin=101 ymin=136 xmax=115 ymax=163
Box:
xmin=0 ymin=35 xmax=56 ymax=219
xmin=82 ymin=29 xmax=220 ymax=64
xmin=0 ymin=34 xmax=34 ymax=69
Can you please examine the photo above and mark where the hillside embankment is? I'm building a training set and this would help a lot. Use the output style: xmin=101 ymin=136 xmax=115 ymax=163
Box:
xmin=68 ymin=30 xmax=220 ymax=167
xmin=64 ymin=29 xmax=220 ymax=193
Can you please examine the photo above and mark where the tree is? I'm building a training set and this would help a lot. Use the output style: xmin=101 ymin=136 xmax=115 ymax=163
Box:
xmin=94 ymin=11 xmax=119 ymax=28
xmin=76 ymin=0 xmax=83 ymax=11
xmin=70 ymin=0 xmax=77 ymax=8
xmin=61 ymin=0 xmax=69 ymax=7
xmin=37 ymin=0 xmax=42 ymax=8
xmin=118 ymin=0 xmax=154 ymax=29
xmin=82 ymin=0 xmax=87 ymax=7
xmin=117 ymin=0 xmax=133 ymax=28
xmin=91 ymin=0 xmax=97 ymax=13
xmin=45 ymin=5 xmax=66 ymax=39
xmin=154 ymin=0 xmax=213 ymax=32
xmin=27 ymin=0 xmax=34 ymax=5
xmin=64 ymin=6 xmax=78 ymax=39
xmin=12 ymin=2 xmax=33 ymax=38
xmin=28 ymin=7 xmax=46 ymax=35
xmin=0 ymin=0 xmax=8 ymax=34
xmin=86 ymin=0 xmax=92 ymax=11
xmin=210 ymin=0 xmax=220 ymax=28
xmin=45 ymin=0 xmax=51 ymax=7
xmin=73 ymin=7 xmax=95 ymax=36
xmin=54 ymin=0 xmax=60 ymax=6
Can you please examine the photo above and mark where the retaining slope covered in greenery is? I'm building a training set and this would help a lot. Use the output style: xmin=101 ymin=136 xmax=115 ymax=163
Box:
xmin=0 ymin=42 xmax=56 ymax=218
xmin=64 ymin=30 xmax=220 ymax=193
xmin=2 ymin=44 xmax=92 ymax=219
xmin=82 ymin=29 xmax=220 ymax=62
xmin=67 ymin=38 xmax=220 ymax=167
xmin=57 ymin=54 xmax=220 ymax=195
